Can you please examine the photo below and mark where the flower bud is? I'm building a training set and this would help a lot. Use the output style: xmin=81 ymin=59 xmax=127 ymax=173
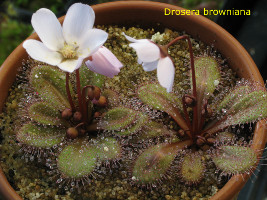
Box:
xmin=73 ymin=111 xmax=82 ymax=122
xmin=61 ymin=108 xmax=72 ymax=119
xmin=93 ymin=86 xmax=101 ymax=100
xmin=97 ymin=96 xmax=107 ymax=107
xmin=85 ymin=46 xmax=123 ymax=78
xmin=87 ymin=87 xmax=94 ymax=100
xmin=184 ymin=95 xmax=196 ymax=107
xmin=66 ymin=127 xmax=78 ymax=139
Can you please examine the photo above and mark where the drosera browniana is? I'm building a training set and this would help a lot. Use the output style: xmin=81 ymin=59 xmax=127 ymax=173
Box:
xmin=0 ymin=2 xmax=266 ymax=199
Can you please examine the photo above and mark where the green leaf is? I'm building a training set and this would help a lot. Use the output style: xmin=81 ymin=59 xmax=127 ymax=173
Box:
xmin=139 ymin=121 xmax=176 ymax=140
xmin=28 ymin=102 xmax=67 ymax=126
xmin=137 ymin=84 xmax=188 ymax=130
xmin=132 ymin=143 xmax=177 ymax=183
xmin=99 ymin=107 xmax=137 ymax=131
xmin=212 ymin=145 xmax=258 ymax=174
xmin=115 ymin=113 xmax=148 ymax=136
xmin=193 ymin=56 xmax=220 ymax=99
xmin=206 ymin=88 xmax=267 ymax=134
xmin=216 ymin=132 xmax=235 ymax=143
xmin=102 ymin=89 xmax=120 ymax=107
xmin=17 ymin=123 xmax=65 ymax=148
xmin=191 ymin=57 xmax=220 ymax=127
xmin=96 ymin=137 xmax=121 ymax=161
xmin=180 ymin=153 xmax=205 ymax=183
xmin=216 ymin=86 xmax=252 ymax=111
xmin=80 ymin=64 xmax=105 ymax=88
xmin=57 ymin=140 xmax=98 ymax=178
xmin=30 ymin=66 xmax=71 ymax=110
xmin=137 ymin=83 xmax=182 ymax=111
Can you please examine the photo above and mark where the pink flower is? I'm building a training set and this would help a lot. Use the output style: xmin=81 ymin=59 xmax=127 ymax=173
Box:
xmin=85 ymin=46 xmax=123 ymax=78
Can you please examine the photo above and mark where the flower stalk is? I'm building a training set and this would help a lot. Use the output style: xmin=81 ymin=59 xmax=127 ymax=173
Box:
xmin=165 ymin=35 xmax=198 ymax=141
xmin=65 ymin=72 xmax=75 ymax=111
xmin=75 ymin=69 xmax=84 ymax=120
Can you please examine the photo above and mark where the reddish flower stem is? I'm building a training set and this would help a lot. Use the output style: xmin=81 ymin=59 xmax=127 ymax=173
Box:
xmin=81 ymin=85 xmax=95 ymax=123
xmin=167 ymin=35 xmax=198 ymax=140
xmin=65 ymin=72 xmax=75 ymax=111
xmin=75 ymin=69 xmax=84 ymax=120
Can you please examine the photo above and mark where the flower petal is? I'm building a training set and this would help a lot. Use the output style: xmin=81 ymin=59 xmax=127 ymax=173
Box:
xmin=123 ymin=33 xmax=148 ymax=43
xmin=78 ymin=29 xmax=108 ymax=57
xmin=57 ymin=58 xmax=84 ymax=73
xmin=23 ymin=39 xmax=62 ymax=65
xmin=123 ymin=32 xmax=139 ymax=43
xmin=129 ymin=41 xmax=160 ymax=63
xmin=63 ymin=3 xmax=95 ymax=46
xmin=85 ymin=46 xmax=123 ymax=78
xmin=157 ymin=57 xmax=175 ymax=92
xmin=31 ymin=8 xmax=64 ymax=51
xmin=142 ymin=60 xmax=158 ymax=72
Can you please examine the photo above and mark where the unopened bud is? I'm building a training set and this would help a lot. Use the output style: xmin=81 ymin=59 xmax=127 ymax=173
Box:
xmin=97 ymin=96 xmax=107 ymax=107
xmin=73 ymin=111 xmax=82 ymax=122
xmin=87 ymin=87 xmax=94 ymax=100
xmin=61 ymin=108 xmax=72 ymax=119
xmin=93 ymin=86 xmax=101 ymax=100
xmin=66 ymin=127 xmax=78 ymax=139
xmin=184 ymin=95 xmax=196 ymax=107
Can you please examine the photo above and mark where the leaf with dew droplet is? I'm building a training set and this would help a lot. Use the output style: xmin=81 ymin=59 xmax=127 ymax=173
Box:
xmin=30 ymin=66 xmax=72 ymax=110
xmin=137 ymin=84 xmax=187 ymax=130
xmin=205 ymin=88 xmax=267 ymax=134
xmin=212 ymin=145 xmax=258 ymax=174
xmin=102 ymin=89 xmax=120 ymax=107
xmin=80 ymin=64 xmax=105 ymax=88
xmin=96 ymin=137 xmax=121 ymax=161
xmin=132 ymin=143 xmax=177 ymax=183
xmin=57 ymin=140 xmax=98 ymax=178
xmin=180 ymin=152 xmax=205 ymax=184
xmin=28 ymin=102 xmax=67 ymax=126
xmin=99 ymin=107 xmax=137 ymax=131
xmin=17 ymin=123 xmax=65 ymax=148
xmin=138 ymin=121 xmax=176 ymax=140
xmin=216 ymin=85 xmax=252 ymax=111
xmin=115 ymin=113 xmax=148 ymax=136
xmin=192 ymin=56 xmax=221 ymax=100
xmin=191 ymin=57 xmax=220 ymax=127
xmin=137 ymin=83 xmax=182 ymax=111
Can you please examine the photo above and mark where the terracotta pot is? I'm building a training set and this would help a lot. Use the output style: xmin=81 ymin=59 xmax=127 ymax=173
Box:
xmin=0 ymin=1 xmax=266 ymax=200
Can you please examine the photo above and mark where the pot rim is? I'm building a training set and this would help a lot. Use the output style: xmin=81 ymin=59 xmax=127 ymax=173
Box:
xmin=0 ymin=1 xmax=266 ymax=200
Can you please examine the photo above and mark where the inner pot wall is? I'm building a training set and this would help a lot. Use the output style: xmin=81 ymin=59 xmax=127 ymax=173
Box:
xmin=0 ymin=1 xmax=266 ymax=200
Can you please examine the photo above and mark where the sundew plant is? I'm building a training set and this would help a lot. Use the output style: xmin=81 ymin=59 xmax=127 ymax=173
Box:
xmin=15 ymin=2 xmax=267 ymax=193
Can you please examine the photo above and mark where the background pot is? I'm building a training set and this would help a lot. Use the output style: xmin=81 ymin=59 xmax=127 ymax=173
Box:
xmin=0 ymin=1 xmax=266 ymax=200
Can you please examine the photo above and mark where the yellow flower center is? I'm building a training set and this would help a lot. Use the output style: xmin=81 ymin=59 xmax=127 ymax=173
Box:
xmin=60 ymin=44 xmax=77 ymax=59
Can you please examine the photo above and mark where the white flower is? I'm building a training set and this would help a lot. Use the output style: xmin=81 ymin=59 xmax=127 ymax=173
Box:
xmin=85 ymin=46 xmax=123 ymax=78
xmin=124 ymin=33 xmax=175 ymax=92
xmin=23 ymin=3 xmax=108 ymax=73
